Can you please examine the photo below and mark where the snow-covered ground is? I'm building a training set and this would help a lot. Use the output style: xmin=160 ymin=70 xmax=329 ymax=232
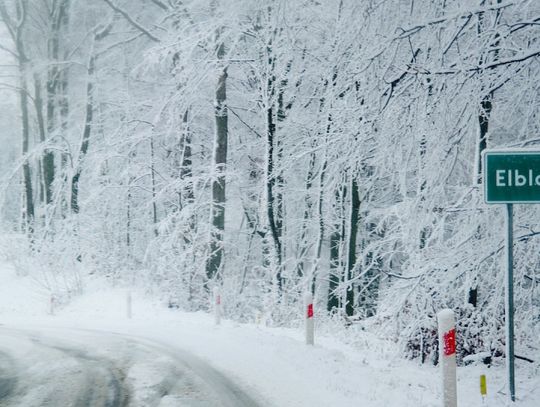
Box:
xmin=0 ymin=260 xmax=538 ymax=407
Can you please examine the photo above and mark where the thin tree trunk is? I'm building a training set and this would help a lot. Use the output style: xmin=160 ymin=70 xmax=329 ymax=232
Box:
xmin=20 ymin=64 xmax=34 ymax=229
xmin=33 ymin=74 xmax=47 ymax=207
xmin=266 ymin=103 xmax=283 ymax=290
xmin=43 ymin=1 xmax=69 ymax=205
xmin=328 ymin=226 xmax=341 ymax=311
xmin=71 ymin=53 xmax=95 ymax=213
xmin=296 ymin=150 xmax=317 ymax=278
xmin=345 ymin=178 xmax=360 ymax=317
xmin=311 ymin=159 xmax=327 ymax=293
xmin=265 ymin=43 xmax=284 ymax=291
xmin=206 ymin=41 xmax=228 ymax=284
xmin=471 ymin=0 xmax=502 ymax=304
xmin=150 ymin=134 xmax=158 ymax=236
xmin=2 ymin=0 xmax=36 ymax=231
xmin=179 ymin=109 xmax=194 ymax=206
xmin=328 ymin=184 xmax=346 ymax=312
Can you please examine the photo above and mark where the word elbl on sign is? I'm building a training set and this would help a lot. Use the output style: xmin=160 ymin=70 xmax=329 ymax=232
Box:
xmin=495 ymin=169 xmax=540 ymax=187
xmin=484 ymin=151 xmax=540 ymax=204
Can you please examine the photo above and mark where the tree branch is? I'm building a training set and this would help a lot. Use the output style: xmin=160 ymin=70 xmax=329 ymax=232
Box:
xmin=395 ymin=1 xmax=514 ymax=39
xmin=409 ymin=49 xmax=540 ymax=75
xmin=149 ymin=0 xmax=168 ymax=10
xmin=101 ymin=0 xmax=160 ymax=42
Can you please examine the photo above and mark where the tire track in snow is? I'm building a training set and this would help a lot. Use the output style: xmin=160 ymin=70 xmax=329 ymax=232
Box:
xmin=38 ymin=343 xmax=130 ymax=407
xmin=0 ymin=326 xmax=263 ymax=407
xmin=0 ymin=328 xmax=130 ymax=407
xmin=0 ymin=349 xmax=17 ymax=401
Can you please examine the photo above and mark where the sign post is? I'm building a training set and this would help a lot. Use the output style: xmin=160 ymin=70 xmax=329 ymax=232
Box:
xmin=483 ymin=150 xmax=540 ymax=402
xmin=505 ymin=203 xmax=515 ymax=402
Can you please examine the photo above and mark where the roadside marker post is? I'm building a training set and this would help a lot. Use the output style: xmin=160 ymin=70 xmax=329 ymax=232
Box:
xmin=305 ymin=292 xmax=314 ymax=345
xmin=483 ymin=150 xmax=540 ymax=402
xmin=49 ymin=294 xmax=55 ymax=316
xmin=213 ymin=287 xmax=221 ymax=325
xmin=126 ymin=290 xmax=132 ymax=319
xmin=480 ymin=374 xmax=487 ymax=403
xmin=437 ymin=309 xmax=457 ymax=407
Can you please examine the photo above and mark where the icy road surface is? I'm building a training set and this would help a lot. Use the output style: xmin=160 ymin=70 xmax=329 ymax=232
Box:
xmin=0 ymin=326 xmax=261 ymax=407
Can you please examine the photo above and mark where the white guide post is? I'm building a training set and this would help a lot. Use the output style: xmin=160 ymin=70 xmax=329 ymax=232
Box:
xmin=126 ymin=290 xmax=132 ymax=319
xmin=213 ymin=287 xmax=221 ymax=325
xmin=305 ymin=292 xmax=314 ymax=345
xmin=49 ymin=294 xmax=55 ymax=316
xmin=437 ymin=309 xmax=457 ymax=407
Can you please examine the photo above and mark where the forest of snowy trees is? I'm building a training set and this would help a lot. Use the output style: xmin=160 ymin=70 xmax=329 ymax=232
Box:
xmin=1 ymin=0 xmax=540 ymax=363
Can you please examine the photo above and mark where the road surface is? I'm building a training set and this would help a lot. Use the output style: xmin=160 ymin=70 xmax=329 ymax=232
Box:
xmin=0 ymin=326 xmax=261 ymax=407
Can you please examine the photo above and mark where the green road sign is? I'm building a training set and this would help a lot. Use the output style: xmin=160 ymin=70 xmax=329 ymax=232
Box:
xmin=484 ymin=150 xmax=540 ymax=203
xmin=482 ymin=149 xmax=540 ymax=402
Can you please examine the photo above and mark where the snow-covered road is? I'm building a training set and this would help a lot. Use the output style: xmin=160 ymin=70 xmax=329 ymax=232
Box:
xmin=0 ymin=326 xmax=261 ymax=407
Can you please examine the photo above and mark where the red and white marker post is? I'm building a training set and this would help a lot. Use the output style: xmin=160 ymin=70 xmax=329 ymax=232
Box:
xmin=437 ymin=309 xmax=457 ymax=407
xmin=213 ymin=287 xmax=222 ymax=325
xmin=305 ymin=292 xmax=314 ymax=345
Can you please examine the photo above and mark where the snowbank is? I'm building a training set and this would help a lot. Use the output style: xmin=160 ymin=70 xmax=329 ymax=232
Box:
xmin=0 ymin=260 xmax=538 ymax=407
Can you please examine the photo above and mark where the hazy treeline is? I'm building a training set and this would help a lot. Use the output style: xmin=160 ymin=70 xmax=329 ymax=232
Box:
xmin=1 ymin=0 xmax=539 ymax=362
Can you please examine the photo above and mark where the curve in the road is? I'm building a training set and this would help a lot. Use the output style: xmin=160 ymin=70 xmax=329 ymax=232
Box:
xmin=0 ymin=326 xmax=263 ymax=407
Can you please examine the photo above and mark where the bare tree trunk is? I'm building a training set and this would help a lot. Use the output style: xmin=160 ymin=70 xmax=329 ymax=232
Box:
xmin=328 ymin=184 xmax=346 ymax=312
xmin=327 ymin=224 xmax=341 ymax=311
xmin=43 ymin=1 xmax=69 ymax=205
xmin=206 ymin=41 xmax=228 ymax=284
xmin=470 ymin=0 xmax=502 ymax=306
xmin=311 ymin=159 xmax=327 ymax=293
xmin=265 ymin=41 xmax=284 ymax=291
xmin=150 ymin=134 xmax=158 ymax=236
xmin=266 ymin=103 xmax=283 ymax=290
xmin=1 ymin=1 xmax=35 ymax=231
xmin=345 ymin=178 xmax=360 ymax=317
xmin=33 ymin=74 xmax=47 ymax=207
xmin=71 ymin=53 xmax=95 ymax=213
xmin=296 ymin=150 xmax=317 ymax=278
xmin=69 ymin=22 xmax=113 ymax=214
xmin=20 ymin=63 xmax=34 ymax=230
xmin=179 ymin=109 xmax=194 ymax=205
